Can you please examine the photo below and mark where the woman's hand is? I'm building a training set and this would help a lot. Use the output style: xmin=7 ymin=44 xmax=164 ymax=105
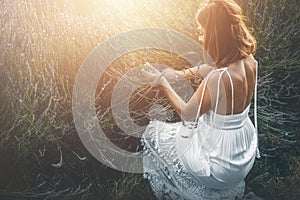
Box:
xmin=163 ymin=68 xmax=185 ymax=83
xmin=141 ymin=62 xmax=167 ymax=86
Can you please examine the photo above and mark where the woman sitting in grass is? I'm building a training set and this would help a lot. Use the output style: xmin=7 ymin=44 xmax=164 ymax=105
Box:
xmin=141 ymin=0 xmax=260 ymax=199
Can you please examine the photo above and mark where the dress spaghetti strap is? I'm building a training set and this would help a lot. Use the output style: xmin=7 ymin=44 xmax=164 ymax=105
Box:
xmin=194 ymin=67 xmax=234 ymax=122
xmin=214 ymin=67 xmax=235 ymax=115
xmin=254 ymin=61 xmax=261 ymax=158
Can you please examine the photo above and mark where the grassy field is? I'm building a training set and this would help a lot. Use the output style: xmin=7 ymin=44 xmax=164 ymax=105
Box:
xmin=0 ymin=0 xmax=299 ymax=199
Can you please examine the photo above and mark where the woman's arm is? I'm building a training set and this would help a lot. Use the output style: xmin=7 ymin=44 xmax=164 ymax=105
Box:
xmin=183 ymin=64 xmax=213 ymax=80
xmin=159 ymin=77 xmax=212 ymax=121
xmin=163 ymin=64 xmax=213 ymax=82
xmin=142 ymin=63 xmax=214 ymax=121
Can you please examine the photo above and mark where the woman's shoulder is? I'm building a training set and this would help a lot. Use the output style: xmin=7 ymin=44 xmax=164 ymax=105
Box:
xmin=242 ymin=55 xmax=257 ymax=76
xmin=203 ymin=55 xmax=257 ymax=81
xmin=244 ymin=54 xmax=258 ymax=68
xmin=225 ymin=55 xmax=257 ymax=76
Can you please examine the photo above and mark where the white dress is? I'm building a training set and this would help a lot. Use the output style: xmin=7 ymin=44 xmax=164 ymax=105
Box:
xmin=141 ymin=66 xmax=260 ymax=200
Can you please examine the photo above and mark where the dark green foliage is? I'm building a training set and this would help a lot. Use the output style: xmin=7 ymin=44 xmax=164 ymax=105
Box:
xmin=239 ymin=0 xmax=300 ymax=199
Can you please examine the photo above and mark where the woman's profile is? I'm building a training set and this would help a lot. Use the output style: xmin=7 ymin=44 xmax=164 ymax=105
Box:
xmin=141 ymin=0 xmax=260 ymax=199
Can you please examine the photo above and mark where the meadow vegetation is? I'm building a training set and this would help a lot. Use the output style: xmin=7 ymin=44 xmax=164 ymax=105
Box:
xmin=0 ymin=0 xmax=299 ymax=199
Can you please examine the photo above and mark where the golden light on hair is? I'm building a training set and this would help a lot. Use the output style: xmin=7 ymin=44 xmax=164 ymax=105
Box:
xmin=196 ymin=0 xmax=256 ymax=68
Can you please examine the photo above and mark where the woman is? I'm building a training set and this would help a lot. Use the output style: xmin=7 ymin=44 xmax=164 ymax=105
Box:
xmin=141 ymin=0 xmax=260 ymax=199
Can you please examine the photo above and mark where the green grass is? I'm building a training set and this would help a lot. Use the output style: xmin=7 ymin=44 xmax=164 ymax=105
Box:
xmin=0 ymin=0 xmax=299 ymax=199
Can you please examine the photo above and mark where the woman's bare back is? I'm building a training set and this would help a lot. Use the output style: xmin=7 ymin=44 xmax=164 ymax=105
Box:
xmin=215 ymin=56 xmax=257 ymax=115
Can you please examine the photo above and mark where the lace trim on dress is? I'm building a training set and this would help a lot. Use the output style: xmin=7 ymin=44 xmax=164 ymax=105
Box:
xmin=141 ymin=121 xmax=246 ymax=200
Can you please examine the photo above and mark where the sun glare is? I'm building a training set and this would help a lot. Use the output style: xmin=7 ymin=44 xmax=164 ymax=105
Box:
xmin=60 ymin=0 xmax=201 ymax=30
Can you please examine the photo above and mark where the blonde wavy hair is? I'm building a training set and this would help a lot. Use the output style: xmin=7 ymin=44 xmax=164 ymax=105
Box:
xmin=196 ymin=0 xmax=256 ymax=68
